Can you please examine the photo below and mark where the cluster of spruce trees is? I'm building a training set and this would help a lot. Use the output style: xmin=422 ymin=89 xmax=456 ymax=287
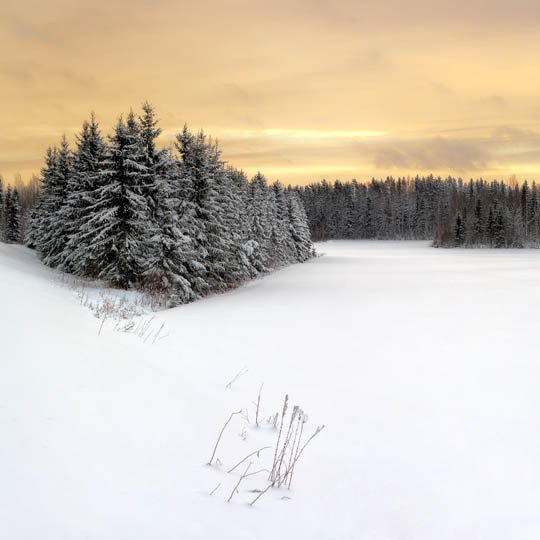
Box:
xmin=27 ymin=103 xmax=313 ymax=305
xmin=433 ymin=179 xmax=540 ymax=248
xmin=0 ymin=179 xmax=22 ymax=244
xmin=298 ymin=177 xmax=453 ymax=241
xmin=298 ymin=176 xmax=540 ymax=248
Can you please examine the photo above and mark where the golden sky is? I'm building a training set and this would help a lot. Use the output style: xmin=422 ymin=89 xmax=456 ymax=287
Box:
xmin=2 ymin=0 xmax=540 ymax=185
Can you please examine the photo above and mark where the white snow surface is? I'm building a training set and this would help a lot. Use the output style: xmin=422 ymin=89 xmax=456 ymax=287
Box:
xmin=2 ymin=240 xmax=540 ymax=540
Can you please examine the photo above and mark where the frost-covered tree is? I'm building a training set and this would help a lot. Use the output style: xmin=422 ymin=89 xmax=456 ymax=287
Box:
xmin=248 ymin=172 xmax=273 ymax=269
xmin=42 ymin=136 xmax=74 ymax=266
xmin=175 ymin=128 xmax=235 ymax=294
xmin=137 ymin=102 xmax=162 ymax=224
xmin=0 ymin=177 xmax=5 ymax=240
xmin=5 ymin=187 xmax=22 ymax=244
xmin=142 ymin=118 xmax=198 ymax=304
xmin=454 ymin=213 xmax=465 ymax=246
xmin=145 ymin=157 xmax=198 ymax=305
xmin=78 ymin=114 xmax=152 ymax=287
xmin=271 ymin=181 xmax=296 ymax=265
xmin=27 ymin=139 xmax=73 ymax=260
xmin=135 ymin=103 xmax=190 ymax=300
xmin=212 ymin=161 xmax=254 ymax=284
xmin=493 ymin=204 xmax=506 ymax=248
xmin=287 ymin=190 xmax=313 ymax=261
xmin=228 ymin=168 xmax=261 ymax=277
xmin=61 ymin=114 xmax=108 ymax=274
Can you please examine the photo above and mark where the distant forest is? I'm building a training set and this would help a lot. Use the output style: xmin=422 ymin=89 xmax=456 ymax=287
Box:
xmin=298 ymin=176 xmax=540 ymax=248
xmin=0 ymin=104 xmax=314 ymax=305
xmin=0 ymin=176 xmax=39 ymax=243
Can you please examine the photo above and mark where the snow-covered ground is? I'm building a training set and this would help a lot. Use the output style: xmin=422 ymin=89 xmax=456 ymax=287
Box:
xmin=2 ymin=240 xmax=540 ymax=540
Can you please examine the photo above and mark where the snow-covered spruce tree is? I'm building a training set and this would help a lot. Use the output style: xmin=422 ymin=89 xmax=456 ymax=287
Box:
xmin=137 ymin=102 xmax=161 ymax=225
xmin=486 ymin=205 xmax=495 ymax=247
xmin=4 ymin=187 xmax=22 ymax=244
xmin=0 ymin=177 xmax=5 ymax=241
xmin=78 ymin=113 xmax=153 ymax=288
xmin=228 ymin=167 xmax=261 ymax=278
xmin=210 ymin=153 xmax=255 ymax=285
xmin=13 ymin=176 xmax=40 ymax=242
xmin=61 ymin=114 xmax=109 ymax=275
xmin=173 ymin=126 xmax=213 ymax=296
xmin=264 ymin=185 xmax=280 ymax=261
xmin=41 ymin=136 xmax=74 ymax=267
xmin=493 ymin=204 xmax=507 ymax=248
xmin=247 ymin=172 xmax=273 ymax=270
xmin=146 ymin=156 xmax=199 ymax=305
xmin=27 ymin=140 xmax=72 ymax=259
xmin=175 ymin=127 xmax=239 ymax=295
xmin=139 ymin=107 xmax=198 ymax=305
xmin=26 ymin=150 xmax=52 ymax=249
xmin=287 ymin=190 xmax=314 ymax=261
xmin=199 ymin=133 xmax=261 ymax=289
xmin=473 ymin=197 xmax=484 ymax=244
xmin=454 ymin=213 xmax=465 ymax=246
xmin=270 ymin=181 xmax=297 ymax=266
xmin=194 ymin=136 xmax=233 ymax=290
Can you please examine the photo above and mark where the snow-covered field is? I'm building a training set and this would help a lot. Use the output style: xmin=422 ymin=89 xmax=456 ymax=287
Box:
xmin=2 ymin=240 xmax=540 ymax=540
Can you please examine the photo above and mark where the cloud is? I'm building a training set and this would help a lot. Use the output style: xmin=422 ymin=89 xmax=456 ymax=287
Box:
xmin=482 ymin=95 xmax=507 ymax=109
xmin=218 ymin=125 xmax=540 ymax=181
xmin=368 ymin=127 xmax=540 ymax=173
xmin=288 ymin=0 xmax=540 ymax=29
xmin=0 ymin=66 xmax=35 ymax=83
xmin=490 ymin=126 xmax=540 ymax=145
xmin=221 ymin=128 xmax=385 ymax=140
xmin=371 ymin=137 xmax=490 ymax=171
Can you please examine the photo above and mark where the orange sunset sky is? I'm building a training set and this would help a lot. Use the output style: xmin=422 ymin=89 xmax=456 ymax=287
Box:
xmin=2 ymin=0 xmax=540 ymax=185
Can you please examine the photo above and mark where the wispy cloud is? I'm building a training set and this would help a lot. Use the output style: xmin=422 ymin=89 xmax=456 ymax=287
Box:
xmin=371 ymin=137 xmax=490 ymax=172
xmin=217 ymin=128 xmax=386 ymax=140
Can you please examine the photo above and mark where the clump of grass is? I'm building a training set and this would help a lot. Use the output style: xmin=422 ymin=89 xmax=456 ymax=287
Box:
xmin=268 ymin=395 xmax=325 ymax=489
xmin=205 ymin=388 xmax=325 ymax=507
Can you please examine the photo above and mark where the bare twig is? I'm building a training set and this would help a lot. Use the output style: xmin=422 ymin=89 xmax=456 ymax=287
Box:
xmin=285 ymin=411 xmax=304 ymax=487
xmin=207 ymin=410 xmax=242 ymax=466
xmin=244 ymin=468 xmax=270 ymax=478
xmin=98 ymin=314 xmax=107 ymax=335
xmin=227 ymin=446 xmax=271 ymax=474
xmin=287 ymin=414 xmax=306 ymax=489
xmin=209 ymin=482 xmax=221 ymax=496
xmin=269 ymin=395 xmax=288 ymax=483
xmin=272 ymin=405 xmax=299 ymax=485
xmin=152 ymin=322 xmax=165 ymax=344
xmin=266 ymin=412 xmax=278 ymax=428
xmin=249 ymin=483 xmax=272 ymax=506
xmin=227 ymin=462 xmax=252 ymax=503
xmin=254 ymin=384 xmax=263 ymax=427
xmin=278 ymin=424 xmax=325 ymax=489
xmin=225 ymin=366 xmax=248 ymax=389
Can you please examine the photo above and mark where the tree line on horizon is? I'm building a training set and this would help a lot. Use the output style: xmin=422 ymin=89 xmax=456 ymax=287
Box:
xmin=4 ymin=127 xmax=540 ymax=279
xmin=0 ymin=174 xmax=41 ymax=242
xmin=10 ymin=103 xmax=313 ymax=305
xmin=0 ymin=178 xmax=23 ymax=244
xmin=297 ymin=176 xmax=540 ymax=248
